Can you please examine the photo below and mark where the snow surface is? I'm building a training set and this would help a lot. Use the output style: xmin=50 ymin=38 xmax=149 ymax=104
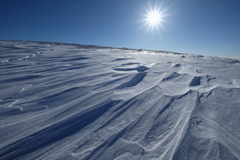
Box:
xmin=0 ymin=40 xmax=240 ymax=160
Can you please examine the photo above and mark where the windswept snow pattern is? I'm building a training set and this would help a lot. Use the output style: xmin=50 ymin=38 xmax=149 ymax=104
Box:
xmin=0 ymin=41 xmax=240 ymax=160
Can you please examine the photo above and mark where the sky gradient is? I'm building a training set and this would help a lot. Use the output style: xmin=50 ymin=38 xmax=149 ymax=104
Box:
xmin=1 ymin=0 xmax=240 ymax=57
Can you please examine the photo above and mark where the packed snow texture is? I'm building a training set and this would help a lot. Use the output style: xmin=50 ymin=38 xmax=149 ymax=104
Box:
xmin=0 ymin=41 xmax=240 ymax=160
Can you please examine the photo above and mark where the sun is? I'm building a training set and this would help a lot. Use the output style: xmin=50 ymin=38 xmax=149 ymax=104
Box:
xmin=142 ymin=5 xmax=167 ymax=31
xmin=147 ymin=11 xmax=162 ymax=25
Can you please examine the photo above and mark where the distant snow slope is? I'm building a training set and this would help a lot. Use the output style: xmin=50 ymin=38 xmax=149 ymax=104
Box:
xmin=0 ymin=41 xmax=240 ymax=160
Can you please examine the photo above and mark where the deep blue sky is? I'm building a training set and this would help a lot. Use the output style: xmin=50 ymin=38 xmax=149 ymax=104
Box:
xmin=1 ymin=0 xmax=240 ymax=57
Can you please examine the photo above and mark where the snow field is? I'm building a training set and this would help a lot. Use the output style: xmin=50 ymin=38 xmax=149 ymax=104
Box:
xmin=0 ymin=41 xmax=240 ymax=160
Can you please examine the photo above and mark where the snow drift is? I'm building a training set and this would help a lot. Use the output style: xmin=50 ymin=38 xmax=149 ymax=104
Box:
xmin=0 ymin=41 xmax=240 ymax=160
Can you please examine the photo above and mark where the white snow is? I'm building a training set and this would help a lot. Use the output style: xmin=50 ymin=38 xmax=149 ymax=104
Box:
xmin=0 ymin=40 xmax=240 ymax=160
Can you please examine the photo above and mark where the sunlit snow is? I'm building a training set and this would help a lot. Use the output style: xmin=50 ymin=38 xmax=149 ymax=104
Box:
xmin=0 ymin=41 xmax=240 ymax=160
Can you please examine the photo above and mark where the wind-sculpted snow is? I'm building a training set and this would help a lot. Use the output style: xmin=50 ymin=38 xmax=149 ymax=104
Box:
xmin=0 ymin=41 xmax=240 ymax=160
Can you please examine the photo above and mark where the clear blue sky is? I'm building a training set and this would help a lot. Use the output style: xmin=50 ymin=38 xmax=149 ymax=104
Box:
xmin=1 ymin=0 xmax=240 ymax=57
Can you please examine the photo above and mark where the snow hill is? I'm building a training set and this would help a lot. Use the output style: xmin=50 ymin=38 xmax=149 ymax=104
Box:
xmin=0 ymin=41 xmax=240 ymax=160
